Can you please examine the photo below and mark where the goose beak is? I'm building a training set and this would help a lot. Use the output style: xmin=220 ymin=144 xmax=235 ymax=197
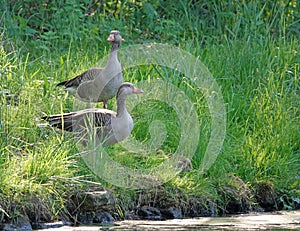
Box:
xmin=133 ymin=87 xmax=143 ymax=94
xmin=107 ymin=34 xmax=115 ymax=42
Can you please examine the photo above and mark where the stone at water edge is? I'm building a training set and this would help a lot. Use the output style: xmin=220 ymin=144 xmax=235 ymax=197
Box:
xmin=160 ymin=207 xmax=183 ymax=219
xmin=72 ymin=189 xmax=115 ymax=211
xmin=137 ymin=206 xmax=162 ymax=220
xmin=1 ymin=215 xmax=32 ymax=231
xmin=94 ymin=211 xmax=115 ymax=224
xmin=70 ymin=188 xmax=116 ymax=225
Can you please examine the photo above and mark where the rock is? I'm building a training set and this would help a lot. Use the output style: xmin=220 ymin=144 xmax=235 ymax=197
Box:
xmin=76 ymin=211 xmax=114 ymax=225
xmin=72 ymin=189 xmax=115 ymax=211
xmin=137 ymin=206 xmax=162 ymax=220
xmin=69 ymin=188 xmax=116 ymax=225
xmin=94 ymin=211 xmax=114 ymax=224
xmin=221 ymin=175 xmax=254 ymax=214
xmin=160 ymin=207 xmax=182 ymax=219
xmin=199 ymin=209 xmax=211 ymax=217
xmin=76 ymin=212 xmax=94 ymax=225
xmin=124 ymin=211 xmax=140 ymax=220
xmin=1 ymin=215 xmax=32 ymax=231
xmin=255 ymin=181 xmax=277 ymax=211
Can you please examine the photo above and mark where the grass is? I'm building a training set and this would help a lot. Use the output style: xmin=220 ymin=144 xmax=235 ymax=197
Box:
xmin=1 ymin=0 xmax=300 ymax=223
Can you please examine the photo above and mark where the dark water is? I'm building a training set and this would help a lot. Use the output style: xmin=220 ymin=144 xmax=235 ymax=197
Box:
xmin=39 ymin=210 xmax=300 ymax=230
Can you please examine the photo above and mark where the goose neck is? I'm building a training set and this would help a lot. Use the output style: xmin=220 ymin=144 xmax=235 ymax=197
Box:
xmin=107 ymin=43 xmax=119 ymax=65
xmin=116 ymin=94 xmax=127 ymax=117
xmin=110 ymin=42 xmax=120 ymax=53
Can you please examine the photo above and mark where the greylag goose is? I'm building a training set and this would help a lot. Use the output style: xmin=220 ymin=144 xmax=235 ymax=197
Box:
xmin=57 ymin=30 xmax=124 ymax=108
xmin=42 ymin=83 xmax=143 ymax=146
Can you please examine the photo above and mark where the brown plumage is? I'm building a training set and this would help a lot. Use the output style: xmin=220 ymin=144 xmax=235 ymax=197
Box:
xmin=57 ymin=30 xmax=124 ymax=108
xmin=42 ymin=83 xmax=143 ymax=146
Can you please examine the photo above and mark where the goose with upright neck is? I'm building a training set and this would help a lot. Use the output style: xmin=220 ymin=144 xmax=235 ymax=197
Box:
xmin=42 ymin=83 xmax=143 ymax=146
xmin=57 ymin=30 xmax=124 ymax=108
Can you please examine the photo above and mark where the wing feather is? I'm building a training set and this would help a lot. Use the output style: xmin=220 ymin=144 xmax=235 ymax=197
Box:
xmin=57 ymin=68 xmax=103 ymax=88
xmin=42 ymin=109 xmax=115 ymax=133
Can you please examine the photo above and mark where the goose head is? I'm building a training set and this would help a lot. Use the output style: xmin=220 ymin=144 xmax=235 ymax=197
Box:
xmin=107 ymin=30 xmax=123 ymax=44
xmin=116 ymin=83 xmax=143 ymax=98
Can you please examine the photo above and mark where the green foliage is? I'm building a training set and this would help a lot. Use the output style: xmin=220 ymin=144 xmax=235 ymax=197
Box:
xmin=0 ymin=0 xmax=299 ymax=221
xmin=0 ymin=45 xmax=82 ymax=222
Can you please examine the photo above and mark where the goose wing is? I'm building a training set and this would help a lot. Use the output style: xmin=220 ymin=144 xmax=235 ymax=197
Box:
xmin=57 ymin=68 xmax=103 ymax=88
xmin=42 ymin=108 xmax=116 ymax=132
xmin=41 ymin=111 xmax=79 ymax=131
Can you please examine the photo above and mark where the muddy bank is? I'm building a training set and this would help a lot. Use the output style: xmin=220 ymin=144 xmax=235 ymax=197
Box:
xmin=1 ymin=175 xmax=299 ymax=231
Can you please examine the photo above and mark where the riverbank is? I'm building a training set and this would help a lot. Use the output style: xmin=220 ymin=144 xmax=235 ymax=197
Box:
xmin=1 ymin=183 xmax=299 ymax=231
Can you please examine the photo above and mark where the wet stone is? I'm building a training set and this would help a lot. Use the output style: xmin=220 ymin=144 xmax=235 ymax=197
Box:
xmin=221 ymin=175 xmax=253 ymax=214
xmin=77 ymin=212 xmax=94 ymax=225
xmin=72 ymin=189 xmax=115 ymax=211
xmin=69 ymin=188 xmax=116 ymax=225
xmin=76 ymin=210 xmax=115 ymax=225
xmin=255 ymin=181 xmax=277 ymax=211
xmin=1 ymin=215 xmax=32 ymax=231
xmin=124 ymin=210 xmax=140 ymax=220
xmin=94 ymin=211 xmax=115 ymax=224
xmin=160 ymin=207 xmax=183 ymax=219
xmin=137 ymin=206 xmax=162 ymax=220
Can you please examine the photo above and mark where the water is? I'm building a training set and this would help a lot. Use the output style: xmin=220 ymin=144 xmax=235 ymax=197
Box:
xmin=39 ymin=210 xmax=300 ymax=230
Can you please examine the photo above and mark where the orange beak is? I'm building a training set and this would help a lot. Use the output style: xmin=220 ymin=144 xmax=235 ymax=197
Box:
xmin=133 ymin=87 xmax=144 ymax=94
xmin=107 ymin=33 xmax=115 ymax=42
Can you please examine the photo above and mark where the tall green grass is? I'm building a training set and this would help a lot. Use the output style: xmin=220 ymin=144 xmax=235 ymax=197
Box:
xmin=1 ymin=0 xmax=299 ymax=221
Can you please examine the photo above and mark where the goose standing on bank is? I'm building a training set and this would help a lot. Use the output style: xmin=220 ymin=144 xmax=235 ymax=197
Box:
xmin=42 ymin=83 xmax=143 ymax=146
xmin=57 ymin=30 xmax=124 ymax=108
